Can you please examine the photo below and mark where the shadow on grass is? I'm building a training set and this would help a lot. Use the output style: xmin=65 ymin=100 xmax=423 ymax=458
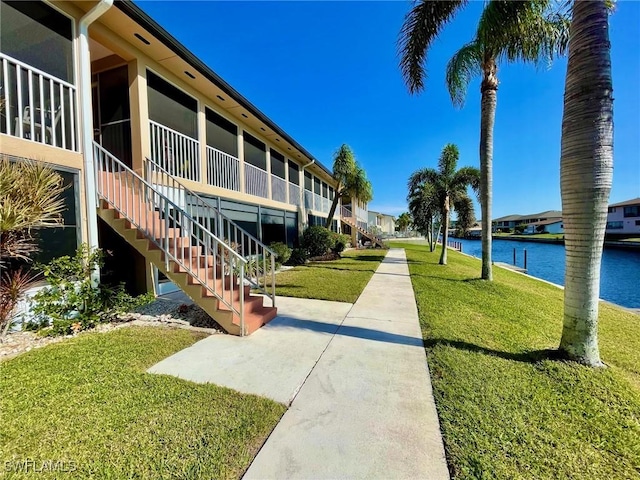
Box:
xmin=425 ymin=338 xmax=562 ymax=364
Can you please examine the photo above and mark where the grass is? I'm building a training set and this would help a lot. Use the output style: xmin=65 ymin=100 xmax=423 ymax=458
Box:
xmin=391 ymin=241 xmax=640 ymax=480
xmin=270 ymin=249 xmax=386 ymax=303
xmin=0 ymin=327 xmax=286 ymax=479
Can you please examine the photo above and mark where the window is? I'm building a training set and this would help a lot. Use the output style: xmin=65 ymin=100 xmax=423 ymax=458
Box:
xmin=147 ymin=71 xmax=197 ymax=139
xmin=243 ymin=132 xmax=266 ymax=170
xmin=1 ymin=1 xmax=74 ymax=82
xmin=288 ymin=161 xmax=299 ymax=185
xmin=322 ymin=182 xmax=328 ymax=198
xmin=206 ymin=109 xmax=237 ymax=156
xmin=270 ymin=149 xmax=285 ymax=179
xmin=606 ymin=221 xmax=624 ymax=230
xmin=623 ymin=206 xmax=640 ymax=218
xmin=635 ymin=220 xmax=640 ymax=226
xmin=314 ymin=177 xmax=321 ymax=195
xmin=608 ymin=207 xmax=616 ymax=213
xmin=304 ymin=171 xmax=312 ymax=191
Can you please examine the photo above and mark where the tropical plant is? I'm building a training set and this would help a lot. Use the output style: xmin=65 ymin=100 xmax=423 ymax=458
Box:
xmin=408 ymin=144 xmax=479 ymax=265
xmin=0 ymin=157 xmax=67 ymax=266
xmin=0 ymin=268 xmax=40 ymax=339
xmin=29 ymin=245 xmax=153 ymax=336
xmin=324 ymin=144 xmax=373 ymax=228
xmin=453 ymin=196 xmax=476 ymax=237
xmin=398 ymin=0 xmax=569 ymax=280
xmin=396 ymin=212 xmax=412 ymax=233
xmin=558 ymin=0 xmax=613 ymax=367
xmin=269 ymin=242 xmax=292 ymax=267
xmin=408 ymin=183 xmax=439 ymax=251
xmin=301 ymin=226 xmax=334 ymax=258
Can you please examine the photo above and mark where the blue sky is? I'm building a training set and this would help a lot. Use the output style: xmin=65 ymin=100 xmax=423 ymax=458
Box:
xmin=139 ymin=0 xmax=639 ymax=218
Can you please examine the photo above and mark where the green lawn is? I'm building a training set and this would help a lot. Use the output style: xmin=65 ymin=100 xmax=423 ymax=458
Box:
xmin=392 ymin=241 xmax=640 ymax=480
xmin=0 ymin=327 xmax=286 ymax=479
xmin=270 ymin=249 xmax=386 ymax=303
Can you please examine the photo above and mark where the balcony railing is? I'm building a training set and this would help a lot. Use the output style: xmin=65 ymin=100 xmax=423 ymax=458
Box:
xmin=313 ymin=193 xmax=322 ymax=212
xmin=245 ymin=163 xmax=268 ymax=198
xmin=304 ymin=189 xmax=313 ymax=210
xmin=149 ymin=120 xmax=200 ymax=182
xmin=288 ymin=183 xmax=300 ymax=207
xmin=271 ymin=174 xmax=287 ymax=203
xmin=206 ymin=146 xmax=240 ymax=192
xmin=1 ymin=53 xmax=77 ymax=151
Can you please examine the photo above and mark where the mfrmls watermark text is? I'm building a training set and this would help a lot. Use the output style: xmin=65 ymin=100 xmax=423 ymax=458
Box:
xmin=4 ymin=459 xmax=77 ymax=473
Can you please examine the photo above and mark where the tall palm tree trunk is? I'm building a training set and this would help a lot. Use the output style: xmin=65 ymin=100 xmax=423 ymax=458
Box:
xmin=325 ymin=194 xmax=340 ymax=229
xmin=480 ymin=62 xmax=497 ymax=281
xmin=559 ymin=0 xmax=613 ymax=367
xmin=440 ymin=198 xmax=450 ymax=265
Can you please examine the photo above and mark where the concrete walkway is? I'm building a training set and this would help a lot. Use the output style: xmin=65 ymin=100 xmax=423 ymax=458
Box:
xmin=149 ymin=248 xmax=449 ymax=479
xmin=244 ymin=248 xmax=449 ymax=479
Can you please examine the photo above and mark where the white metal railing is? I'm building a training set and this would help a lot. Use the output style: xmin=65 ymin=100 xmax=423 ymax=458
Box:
xmin=341 ymin=205 xmax=353 ymax=219
xmin=289 ymin=183 xmax=301 ymax=207
xmin=271 ymin=174 xmax=287 ymax=203
xmin=314 ymin=193 xmax=323 ymax=212
xmin=0 ymin=53 xmax=77 ymax=151
xmin=94 ymin=142 xmax=254 ymax=334
xmin=206 ymin=146 xmax=240 ymax=191
xmin=149 ymin=120 xmax=200 ymax=182
xmin=144 ymin=155 xmax=276 ymax=306
xmin=304 ymin=190 xmax=313 ymax=210
xmin=323 ymin=197 xmax=330 ymax=213
xmin=245 ymin=163 xmax=268 ymax=198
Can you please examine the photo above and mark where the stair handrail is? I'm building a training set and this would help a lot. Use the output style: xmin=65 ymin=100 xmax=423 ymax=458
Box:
xmin=144 ymin=156 xmax=276 ymax=307
xmin=94 ymin=142 xmax=249 ymax=334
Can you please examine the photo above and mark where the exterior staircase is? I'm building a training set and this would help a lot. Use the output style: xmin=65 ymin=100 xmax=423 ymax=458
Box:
xmin=340 ymin=206 xmax=386 ymax=248
xmin=94 ymin=142 xmax=277 ymax=336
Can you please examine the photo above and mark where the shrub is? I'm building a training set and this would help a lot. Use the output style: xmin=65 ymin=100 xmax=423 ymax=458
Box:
xmin=288 ymin=247 xmax=309 ymax=266
xmin=502 ymin=227 xmax=512 ymax=234
xmin=331 ymin=232 xmax=350 ymax=254
xmin=28 ymin=245 xmax=153 ymax=336
xmin=269 ymin=242 xmax=292 ymax=266
xmin=301 ymin=226 xmax=334 ymax=257
xmin=515 ymin=224 xmax=526 ymax=235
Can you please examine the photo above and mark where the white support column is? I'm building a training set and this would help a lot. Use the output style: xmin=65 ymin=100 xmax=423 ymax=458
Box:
xmin=266 ymin=148 xmax=272 ymax=200
xmin=284 ymin=157 xmax=289 ymax=204
xmin=198 ymin=103 xmax=207 ymax=185
xmin=78 ymin=0 xmax=113 ymax=286
xmin=238 ymin=130 xmax=245 ymax=193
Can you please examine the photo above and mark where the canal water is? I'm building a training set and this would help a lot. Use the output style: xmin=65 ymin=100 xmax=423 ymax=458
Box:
xmin=454 ymin=238 xmax=640 ymax=309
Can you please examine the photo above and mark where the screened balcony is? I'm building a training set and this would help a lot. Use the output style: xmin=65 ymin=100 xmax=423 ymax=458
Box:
xmin=0 ymin=1 xmax=77 ymax=151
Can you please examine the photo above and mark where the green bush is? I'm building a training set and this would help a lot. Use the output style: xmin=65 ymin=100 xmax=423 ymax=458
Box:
xmin=288 ymin=247 xmax=309 ymax=266
xmin=515 ymin=224 xmax=526 ymax=234
xmin=28 ymin=245 xmax=154 ymax=336
xmin=301 ymin=226 xmax=334 ymax=257
xmin=269 ymin=242 xmax=292 ymax=266
xmin=502 ymin=227 xmax=512 ymax=234
xmin=331 ymin=232 xmax=350 ymax=254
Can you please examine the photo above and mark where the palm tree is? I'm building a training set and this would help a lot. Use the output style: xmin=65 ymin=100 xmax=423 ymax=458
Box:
xmin=396 ymin=212 xmax=412 ymax=234
xmin=325 ymin=144 xmax=373 ymax=228
xmin=409 ymin=144 xmax=479 ymax=265
xmin=408 ymin=182 xmax=439 ymax=251
xmin=558 ymin=0 xmax=613 ymax=367
xmin=399 ymin=0 xmax=569 ymax=280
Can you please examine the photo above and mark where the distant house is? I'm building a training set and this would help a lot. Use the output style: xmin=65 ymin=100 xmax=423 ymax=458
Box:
xmin=368 ymin=211 xmax=396 ymax=236
xmin=467 ymin=221 xmax=482 ymax=238
xmin=493 ymin=210 xmax=562 ymax=232
xmin=524 ymin=219 xmax=564 ymax=235
xmin=606 ymin=198 xmax=640 ymax=236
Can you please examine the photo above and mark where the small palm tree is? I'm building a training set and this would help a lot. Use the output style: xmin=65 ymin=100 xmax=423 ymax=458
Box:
xmin=409 ymin=144 xmax=479 ymax=265
xmin=0 ymin=157 xmax=67 ymax=265
xmin=399 ymin=0 xmax=569 ymax=280
xmin=558 ymin=0 xmax=613 ymax=367
xmin=408 ymin=182 xmax=439 ymax=251
xmin=325 ymin=144 xmax=373 ymax=228
xmin=396 ymin=212 xmax=412 ymax=233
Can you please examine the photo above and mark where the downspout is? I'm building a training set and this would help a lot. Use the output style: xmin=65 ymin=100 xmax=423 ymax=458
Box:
xmin=299 ymin=159 xmax=315 ymax=234
xmin=78 ymin=0 xmax=113 ymax=285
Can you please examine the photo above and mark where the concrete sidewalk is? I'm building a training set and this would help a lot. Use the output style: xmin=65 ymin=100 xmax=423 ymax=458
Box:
xmin=244 ymin=248 xmax=449 ymax=479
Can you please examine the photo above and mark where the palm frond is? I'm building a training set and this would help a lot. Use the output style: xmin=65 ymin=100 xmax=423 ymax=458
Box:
xmin=398 ymin=0 xmax=468 ymax=94
xmin=452 ymin=194 xmax=476 ymax=231
xmin=478 ymin=0 xmax=570 ymax=67
xmin=408 ymin=167 xmax=439 ymax=192
xmin=346 ymin=165 xmax=373 ymax=204
xmin=452 ymin=166 xmax=481 ymax=195
xmin=446 ymin=41 xmax=483 ymax=107
xmin=438 ymin=144 xmax=460 ymax=179
xmin=331 ymin=144 xmax=356 ymax=186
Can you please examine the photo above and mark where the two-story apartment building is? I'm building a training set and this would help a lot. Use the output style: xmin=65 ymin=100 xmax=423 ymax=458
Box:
xmin=367 ymin=211 xmax=395 ymax=236
xmin=606 ymin=198 xmax=640 ymax=236
xmin=0 ymin=0 xmax=370 ymax=335
xmin=493 ymin=210 xmax=562 ymax=232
